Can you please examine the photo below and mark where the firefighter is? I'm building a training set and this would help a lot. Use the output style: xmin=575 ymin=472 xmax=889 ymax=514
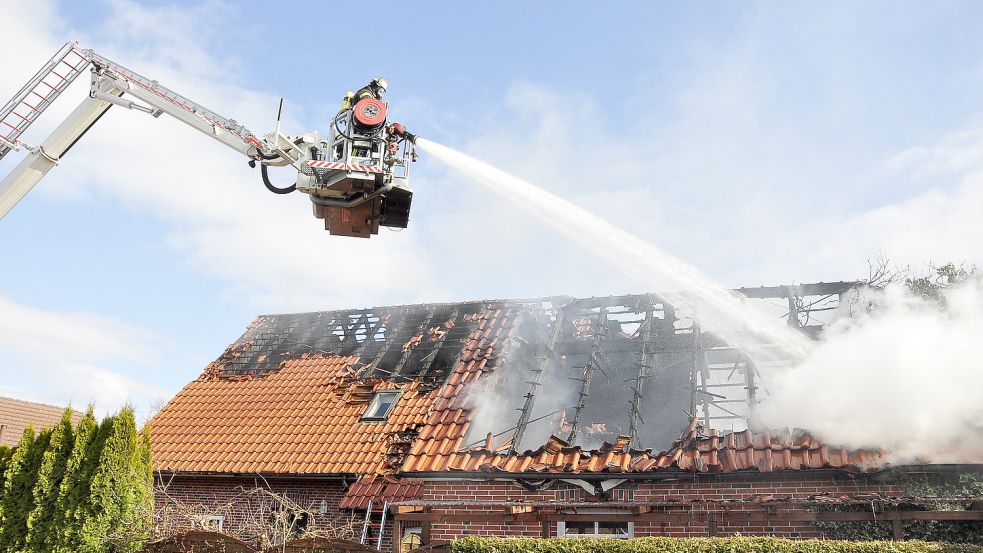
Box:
xmin=340 ymin=91 xmax=355 ymax=110
xmin=353 ymin=77 xmax=388 ymax=103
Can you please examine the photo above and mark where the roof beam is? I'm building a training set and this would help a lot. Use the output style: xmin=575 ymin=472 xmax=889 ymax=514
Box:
xmin=628 ymin=304 xmax=653 ymax=447
xmin=416 ymin=308 xmax=459 ymax=379
xmin=391 ymin=306 xmax=436 ymax=377
xmin=567 ymin=307 xmax=605 ymax=444
xmin=512 ymin=307 xmax=565 ymax=452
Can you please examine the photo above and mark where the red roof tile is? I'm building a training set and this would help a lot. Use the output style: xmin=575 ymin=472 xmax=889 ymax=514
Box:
xmin=411 ymin=418 xmax=885 ymax=475
xmin=339 ymin=475 xmax=423 ymax=510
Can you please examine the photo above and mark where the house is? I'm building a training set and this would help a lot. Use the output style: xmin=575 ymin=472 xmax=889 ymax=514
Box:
xmin=0 ymin=396 xmax=77 ymax=447
xmin=148 ymin=283 xmax=983 ymax=551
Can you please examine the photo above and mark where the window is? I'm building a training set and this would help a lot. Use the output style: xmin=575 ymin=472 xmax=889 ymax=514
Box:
xmin=557 ymin=521 xmax=633 ymax=539
xmin=202 ymin=515 xmax=224 ymax=532
xmin=362 ymin=391 xmax=400 ymax=420
xmin=287 ymin=511 xmax=309 ymax=538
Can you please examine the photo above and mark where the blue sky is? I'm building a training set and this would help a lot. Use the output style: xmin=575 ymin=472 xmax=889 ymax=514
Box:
xmin=1 ymin=0 xmax=982 ymax=418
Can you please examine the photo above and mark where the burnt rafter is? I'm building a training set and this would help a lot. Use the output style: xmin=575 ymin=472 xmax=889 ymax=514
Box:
xmin=391 ymin=307 xmax=436 ymax=377
xmin=353 ymin=314 xmax=388 ymax=357
xmin=512 ymin=306 xmax=566 ymax=452
xmin=566 ymin=307 xmax=606 ymax=444
xmin=417 ymin=308 xmax=460 ymax=379
xmin=627 ymin=303 xmax=653 ymax=447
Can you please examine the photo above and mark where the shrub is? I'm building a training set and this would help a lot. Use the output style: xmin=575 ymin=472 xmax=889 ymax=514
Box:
xmin=451 ymin=536 xmax=983 ymax=553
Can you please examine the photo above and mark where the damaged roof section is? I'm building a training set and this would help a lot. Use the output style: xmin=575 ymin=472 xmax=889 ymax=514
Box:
xmin=151 ymin=282 xmax=859 ymax=477
xmin=410 ymin=417 xmax=884 ymax=475
xmin=151 ymin=301 xmax=518 ymax=475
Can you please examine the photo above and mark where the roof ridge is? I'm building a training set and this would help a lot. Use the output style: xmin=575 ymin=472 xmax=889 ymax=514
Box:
xmin=0 ymin=395 xmax=76 ymax=412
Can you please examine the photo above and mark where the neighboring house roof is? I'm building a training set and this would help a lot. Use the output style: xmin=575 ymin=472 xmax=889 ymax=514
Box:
xmin=0 ymin=396 xmax=76 ymax=447
xmin=150 ymin=285 xmax=867 ymax=479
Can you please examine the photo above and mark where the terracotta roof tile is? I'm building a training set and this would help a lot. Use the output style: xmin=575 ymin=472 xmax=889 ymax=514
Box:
xmin=413 ymin=420 xmax=886 ymax=476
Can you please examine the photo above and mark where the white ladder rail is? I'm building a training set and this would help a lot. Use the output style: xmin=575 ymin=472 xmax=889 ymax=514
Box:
xmin=376 ymin=501 xmax=389 ymax=550
xmin=359 ymin=499 xmax=374 ymax=545
xmin=0 ymin=42 xmax=90 ymax=161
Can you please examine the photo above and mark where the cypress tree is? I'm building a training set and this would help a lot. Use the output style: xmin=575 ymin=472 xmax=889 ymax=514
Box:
xmin=54 ymin=409 xmax=106 ymax=553
xmin=0 ymin=426 xmax=51 ymax=552
xmin=126 ymin=425 xmax=154 ymax=551
xmin=82 ymin=407 xmax=152 ymax=553
xmin=0 ymin=445 xmax=14 ymax=492
xmin=25 ymin=408 xmax=75 ymax=552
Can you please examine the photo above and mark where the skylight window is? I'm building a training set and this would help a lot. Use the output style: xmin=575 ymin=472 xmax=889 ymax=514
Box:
xmin=362 ymin=391 xmax=400 ymax=421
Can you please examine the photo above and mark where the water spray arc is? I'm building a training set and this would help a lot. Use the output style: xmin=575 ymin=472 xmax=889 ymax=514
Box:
xmin=415 ymin=138 xmax=814 ymax=371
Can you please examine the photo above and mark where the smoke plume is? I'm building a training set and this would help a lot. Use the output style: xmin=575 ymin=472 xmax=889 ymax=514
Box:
xmin=753 ymin=280 xmax=983 ymax=463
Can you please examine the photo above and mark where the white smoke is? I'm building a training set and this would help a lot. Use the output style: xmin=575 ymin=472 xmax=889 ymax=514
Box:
xmin=753 ymin=280 xmax=983 ymax=463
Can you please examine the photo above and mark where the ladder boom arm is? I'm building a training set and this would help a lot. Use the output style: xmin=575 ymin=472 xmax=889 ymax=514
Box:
xmin=0 ymin=80 xmax=122 ymax=218
xmin=82 ymin=48 xmax=267 ymax=157
xmin=0 ymin=43 xmax=273 ymax=219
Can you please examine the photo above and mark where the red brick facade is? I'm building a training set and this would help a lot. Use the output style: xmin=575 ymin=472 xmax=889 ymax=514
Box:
xmin=157 ymin=471 xmax=917 ymax=551
xmin=406 ymin=473 xmax=901 ymax=543
xmin=155 ymin=475 xmax=397 ymax=551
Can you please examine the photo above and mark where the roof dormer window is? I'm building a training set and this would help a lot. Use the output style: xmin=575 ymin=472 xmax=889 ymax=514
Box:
xmin=362 ymin=391 xmax=400 ymax=421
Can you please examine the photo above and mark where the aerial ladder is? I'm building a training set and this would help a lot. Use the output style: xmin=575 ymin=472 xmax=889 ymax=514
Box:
xmin=0 ymin=42 xmax=417 ymax=238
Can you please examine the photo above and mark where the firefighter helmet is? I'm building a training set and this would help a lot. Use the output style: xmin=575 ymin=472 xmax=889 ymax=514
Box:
xmin=371 ymin=77 xmax=389 ymax=95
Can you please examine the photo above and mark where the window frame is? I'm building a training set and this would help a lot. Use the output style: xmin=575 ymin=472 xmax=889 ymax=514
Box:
xmin=202 ymin=515 xmax=225 ymax=532
xmin=361 ymin=390 xmax=402 ymax=421
xmin=556 ymin=520 xmax=634 ymax=539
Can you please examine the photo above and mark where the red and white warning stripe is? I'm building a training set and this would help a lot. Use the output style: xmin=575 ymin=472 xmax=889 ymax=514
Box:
xmin=305 ymin=160 xmax=383 ymax=173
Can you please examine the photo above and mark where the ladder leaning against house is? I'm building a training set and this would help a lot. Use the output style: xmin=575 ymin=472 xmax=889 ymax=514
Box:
xmin=359 ymin=499 xmax=390 ymax=550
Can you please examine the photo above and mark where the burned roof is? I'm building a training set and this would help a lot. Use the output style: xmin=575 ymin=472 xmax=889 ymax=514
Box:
xmin=150 ymin=283 xmax=862 ymax=477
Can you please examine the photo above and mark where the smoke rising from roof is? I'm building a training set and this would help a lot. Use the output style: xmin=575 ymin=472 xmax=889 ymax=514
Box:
xmin=753 ymin=281 xmax=983 ymax=463
xmin=420 ymin=138 xmax=983 ymax=463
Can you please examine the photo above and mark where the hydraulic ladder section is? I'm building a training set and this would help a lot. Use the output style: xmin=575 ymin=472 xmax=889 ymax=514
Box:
xmin=0 ymin=42 xmax=90 ymax=161
xmin=81 ymin=48 xmax=266 ymax=156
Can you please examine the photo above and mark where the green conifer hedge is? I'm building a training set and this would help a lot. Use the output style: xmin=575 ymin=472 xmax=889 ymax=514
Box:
xmin=452 ymin=536 xmax=983 ymax=553
xmin=0 ymin=406 xmax=153 ymax=553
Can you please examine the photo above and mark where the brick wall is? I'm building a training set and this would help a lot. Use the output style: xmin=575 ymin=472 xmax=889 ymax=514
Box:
xmin=157 ymin=472 xmax=902 ymax=551
xmin=156 ymin=474 xmax=396 ymax=551
xmin=411 ymin=473 xmax=901 ymax=543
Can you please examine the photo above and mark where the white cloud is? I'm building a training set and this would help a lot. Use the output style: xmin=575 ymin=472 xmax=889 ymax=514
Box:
xmin=0 ymin=294 xmax=167 ymax=416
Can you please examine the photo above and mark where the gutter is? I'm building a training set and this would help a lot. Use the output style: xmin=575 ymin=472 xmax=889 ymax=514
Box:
xmin=154 ymin=470 xmax=355 ymax=481
xmin=400 ymin=468 xmax=859 ymax=481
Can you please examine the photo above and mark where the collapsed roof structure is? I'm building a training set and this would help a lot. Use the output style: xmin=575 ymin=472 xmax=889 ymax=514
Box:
xmin=151 ymin=281 xmax=859 ymax=477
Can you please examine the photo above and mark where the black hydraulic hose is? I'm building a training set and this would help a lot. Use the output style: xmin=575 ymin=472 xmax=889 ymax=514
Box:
xmin=308 ymin=181 xmax=394 ymax=208
xmin=260 ymin=162 xmax=296 ymax=194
